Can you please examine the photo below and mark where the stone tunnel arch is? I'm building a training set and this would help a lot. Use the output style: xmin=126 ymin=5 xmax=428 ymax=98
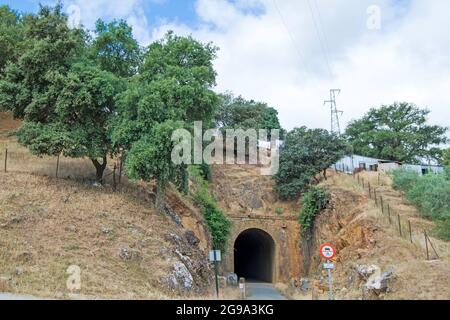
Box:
xmin=233 ymin=228 xmax=276 ymax=283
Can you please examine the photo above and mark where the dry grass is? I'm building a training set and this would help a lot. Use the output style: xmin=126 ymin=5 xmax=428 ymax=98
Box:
xmin=0 ymin=112 xmax=119 ymax=183
xmin=0 ymin=171 xmax=206 ymax=299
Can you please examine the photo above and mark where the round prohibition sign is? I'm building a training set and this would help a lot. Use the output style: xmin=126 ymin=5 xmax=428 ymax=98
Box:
xmin=320 ymin=243 xmax=336 ymax=260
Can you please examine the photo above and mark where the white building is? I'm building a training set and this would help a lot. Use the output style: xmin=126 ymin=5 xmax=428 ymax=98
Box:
xmin=334 ymin=154 xmax=445 ymax=175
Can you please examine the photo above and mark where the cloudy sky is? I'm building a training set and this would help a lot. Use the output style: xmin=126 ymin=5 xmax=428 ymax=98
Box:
xmin=2 ymin=0 xmax=449 ymax=132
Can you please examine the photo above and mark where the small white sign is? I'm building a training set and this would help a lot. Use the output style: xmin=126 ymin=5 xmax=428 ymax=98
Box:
xmin=323 ymin=263 xmax=335 ymax=269
xmin=209 ymin=250 xmax=221 ymax=262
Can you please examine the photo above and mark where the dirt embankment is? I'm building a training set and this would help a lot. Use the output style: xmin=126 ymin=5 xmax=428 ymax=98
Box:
xmin=0 ymin=172 xmax=217 ymax=299
xmin=211 ymin=164 xmax=298 ymax=217
xmin=294 ymin=171 xmax=450 ymax=300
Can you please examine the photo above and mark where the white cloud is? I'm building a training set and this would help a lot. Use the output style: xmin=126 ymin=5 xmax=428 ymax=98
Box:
xmin=66 ymin=0 xmax=450 ymax=133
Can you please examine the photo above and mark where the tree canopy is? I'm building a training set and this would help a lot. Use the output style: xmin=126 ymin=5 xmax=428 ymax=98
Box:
xmin=90 ymin=19 xmax=142 ymax=78
xmin=274 ymin=127 xmax=350 ymax=200
xmin=0 ymin=5 xmax=24 ymax=75
xmin=0 ymin=4 xmax=134 ymax=181
xmin=345 ymin=102 xmax=448 ymax=163
xmin=215 ymin=93 xmax=284 ymax=136
xmin=112 ymin=32 xmax=220 ymax=211
xmin=443 ymin=148 xmax=450 ymax=167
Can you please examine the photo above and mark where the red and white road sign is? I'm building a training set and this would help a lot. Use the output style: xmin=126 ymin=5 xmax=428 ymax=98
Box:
xmin=320 ymin=244 xmax=336 ymax=260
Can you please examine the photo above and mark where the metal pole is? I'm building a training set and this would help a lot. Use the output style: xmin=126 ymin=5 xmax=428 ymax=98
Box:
xmin=327 ymin=263 xmax=333 ymax=301
xmin=398 ymin=215 xmax=402 ymax=237
xmin=424 ymin=231 xmax=430 ymax=260
xmin=374 ymin=189 xmax=378 ymax=206
xmin=368 ymin=183 xmax=371 ymax=198
xmin=380 ymin=197 xmax=384 ymax=214
xmin=214 ymin=250 xmax=219 ymax=298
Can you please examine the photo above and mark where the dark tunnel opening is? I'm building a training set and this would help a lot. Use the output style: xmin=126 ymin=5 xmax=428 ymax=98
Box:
xmin=234 ymin=228 xmax=275 ymax=283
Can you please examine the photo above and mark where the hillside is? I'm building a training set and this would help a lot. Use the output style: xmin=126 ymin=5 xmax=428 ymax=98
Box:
xmin=287 ymin=171 xmax=450 ymax=300
xmin=0 ymin=171 xmax=219 ymax=299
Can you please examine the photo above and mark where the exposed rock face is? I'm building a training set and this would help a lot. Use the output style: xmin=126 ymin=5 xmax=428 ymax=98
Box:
xmin=185 ymin=231 xmax=200 ymax=247
xmin=165 ymin=261 xmax=194 ymax=292
xmin=363 ymin=266 xmax=395 ymax=296
xmin=130 ymin=182 xmax=214 ymax=296
xmin=355 ymin=264 xmax=379 ymax=279
xmin=163 ymin=232 xmax=212 ymax=295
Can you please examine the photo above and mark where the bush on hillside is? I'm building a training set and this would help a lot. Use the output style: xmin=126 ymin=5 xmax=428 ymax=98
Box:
xmin=298 ymin=186 xmax=330 ymax=240
xmin=189 ymin=166 xmax=231 ymax=252
xmin=392 ymin=169 xmax=450 ymax=240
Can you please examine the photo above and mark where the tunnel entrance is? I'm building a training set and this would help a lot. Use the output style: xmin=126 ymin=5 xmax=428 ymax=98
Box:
xmin=234 ymin=228 xmax=275 ymax=283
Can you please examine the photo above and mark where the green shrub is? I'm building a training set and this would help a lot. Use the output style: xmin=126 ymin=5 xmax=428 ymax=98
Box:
xmin=433 ymin=219 xmax=450 ymax=241
xmin=392 ymin=168 xmax=450 ymax=240
xmin=189 ymin=166 xmax=231 ymax=252
xmin=298 ymin=186 xmax=329 ymax=240
xmin=275 ymin=207 xmax=283 ymax=215
xmin=392 ymin=169 xmax=420 ymax=191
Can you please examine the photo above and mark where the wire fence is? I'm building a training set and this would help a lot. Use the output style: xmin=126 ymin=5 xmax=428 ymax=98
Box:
xmin=1 ymin=146 xmax=124 ymax=192
xmin=334 ymin=167 xmax=440 ymax=261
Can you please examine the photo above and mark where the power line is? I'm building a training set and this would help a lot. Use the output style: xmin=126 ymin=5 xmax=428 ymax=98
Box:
xmin=272 ymin=0 xmax=310 ymax=77
xmin=306 ymin=0 xmax=333 ymax=78
xmin=313 ymin=0 xmax=332 ymax=57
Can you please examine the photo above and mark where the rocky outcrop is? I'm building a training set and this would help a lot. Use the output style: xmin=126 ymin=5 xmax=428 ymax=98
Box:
xmin=162 ymin=232 xmax=212 ymax=295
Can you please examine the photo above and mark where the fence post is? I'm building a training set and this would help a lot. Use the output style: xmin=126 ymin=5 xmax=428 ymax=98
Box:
xmin=424 ymin=231 xmax=430 ymax=260
xmin=118 ymin=157 xmax=123 ymax=185
xmin=4 ymin=148 xmax=7 ymax=172
xmin=426 ymin=233 xmax=440 ymax=260
xmin=398 ymin=214 xmax=402 ymax=237
xmin=408 ymin=220 xmax=413 ymax=243
xmin=56 ymin=154 xmax=60 ymax=178
xmin=374 ymin=189 xmax=378 ymax=206
xmin=387 ymin=204 xmax=391 ymax=224
xmin=380 ymin=197 xmax=384 ymax=214
xmin=368 ymin=183 xmax=371 ymax=198
xmin=113 ymin=164 xmax=117 ymax=192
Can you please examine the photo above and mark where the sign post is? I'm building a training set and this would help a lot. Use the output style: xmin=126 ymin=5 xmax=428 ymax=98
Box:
xmin=320 ymin=244 xmax=336 ymax=301
xmin=209 ymin=250 xmax=221 ymax=298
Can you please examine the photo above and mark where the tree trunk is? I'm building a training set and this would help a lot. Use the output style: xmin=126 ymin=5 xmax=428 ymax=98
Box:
xmin=92 ymin=156 xmax=107 ymax=183
xmin=323 ymin=169 xmax=328 ymax=180
xmin=155 ymin=179 xmax=166 ymax=214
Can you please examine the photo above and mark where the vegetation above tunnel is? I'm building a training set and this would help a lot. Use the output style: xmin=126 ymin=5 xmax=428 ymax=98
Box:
xmin=189 ymin=165 xmax=231 ymax=252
